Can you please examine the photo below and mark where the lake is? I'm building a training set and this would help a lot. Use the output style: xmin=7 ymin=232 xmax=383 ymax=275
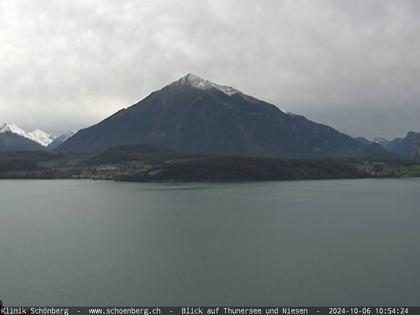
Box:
xmin=0 ymin=179 xmax=419 ymax=305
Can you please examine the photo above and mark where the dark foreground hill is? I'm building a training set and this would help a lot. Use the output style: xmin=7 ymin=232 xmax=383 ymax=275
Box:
xmin=58 ymin=73 xmax=388 ymax=159
xmin=0 ymin=146 xmax=418 ymax=181
xmin=120 ymin=157 xmax=368 ymax=182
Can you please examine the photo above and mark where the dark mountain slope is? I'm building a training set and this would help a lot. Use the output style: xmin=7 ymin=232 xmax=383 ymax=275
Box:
xmin=387 ymin=131 xmax=419 ymax=157
xmin=0 ymin=132 xmax=45 ymax=151
xmin=410 ymin=134 xmax=420 ymax=160
xmin=121 ymin=157 xmax=368 ymax=182
xmin=59 ymin=73 xmax=378 ymax=158
xmin=373 ymin=131 xmax=420 ymax=158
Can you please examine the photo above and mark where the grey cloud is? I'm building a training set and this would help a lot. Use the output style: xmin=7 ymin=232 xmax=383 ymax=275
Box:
xmin=0 ymin=0 xmax=419 ymax=139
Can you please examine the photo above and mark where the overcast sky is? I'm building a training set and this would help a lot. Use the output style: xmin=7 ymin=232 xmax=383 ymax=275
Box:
xmin=1 ymin=0 xmax=419 ymax=139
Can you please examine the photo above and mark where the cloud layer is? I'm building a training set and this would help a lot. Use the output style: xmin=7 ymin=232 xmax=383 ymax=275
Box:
xmin=1 ymin=0 xmax=419 ymax=139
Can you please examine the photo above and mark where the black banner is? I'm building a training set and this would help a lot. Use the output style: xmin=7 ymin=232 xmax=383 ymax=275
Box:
xmin=1 ymin=307 xmax=419 ymax=315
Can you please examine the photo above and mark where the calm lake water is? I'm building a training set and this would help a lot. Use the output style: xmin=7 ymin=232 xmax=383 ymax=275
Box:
xmin=0 ymin=179 xmax=419 ymax=305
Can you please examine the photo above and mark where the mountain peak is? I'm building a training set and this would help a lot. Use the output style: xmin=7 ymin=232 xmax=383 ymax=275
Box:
xmin=0 ymin=123 xmax=28 ymax=137
xmin=180 ymin=72 xmax=205 ymax=83
xmin=406 ymin=131 xmax=419 ymax=138
xmin=173 ymin=73 xmax=240 ymax=96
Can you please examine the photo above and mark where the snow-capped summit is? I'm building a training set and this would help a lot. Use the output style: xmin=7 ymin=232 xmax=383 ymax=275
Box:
xmin=30 ymin=129 xmax=56 ymax=147
xmin=0 ymin=123 xmax=55 ymax=146
xmin=0 ymin=123 xmax=28 ymax=138
xmin=173 ymin=73 xmax=240 ymax=96
xmin=172 ymin=73 xmax=290 ymax=113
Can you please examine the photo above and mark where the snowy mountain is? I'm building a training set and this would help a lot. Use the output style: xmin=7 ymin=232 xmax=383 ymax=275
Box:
xmin=48 ymin=131 xmax=76 ymax=149
xmin=0 ymin=123 xmax=55 ymax=147
xmin=30 ymin=129 xmax=56 ymax=147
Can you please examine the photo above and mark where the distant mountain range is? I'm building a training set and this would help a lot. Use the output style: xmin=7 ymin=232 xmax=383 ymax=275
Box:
xmin=371 ymin=131 xmax=420 ymax=160
xmin=57 ymin=73 xmax=389 ymax=159
xmin=48 ymin=131 xmax=76 ymax=149
xmin=0 ymin=123 xmax=54 ymax=146
xmin=0 ymin=123 xmax=75 ymax=151
xmin=1 ymin=73 xmax=417 ymax=160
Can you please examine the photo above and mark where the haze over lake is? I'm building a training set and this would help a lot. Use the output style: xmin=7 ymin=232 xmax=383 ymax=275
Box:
xmin=1 ymin=179 xmax=419 ymax=305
